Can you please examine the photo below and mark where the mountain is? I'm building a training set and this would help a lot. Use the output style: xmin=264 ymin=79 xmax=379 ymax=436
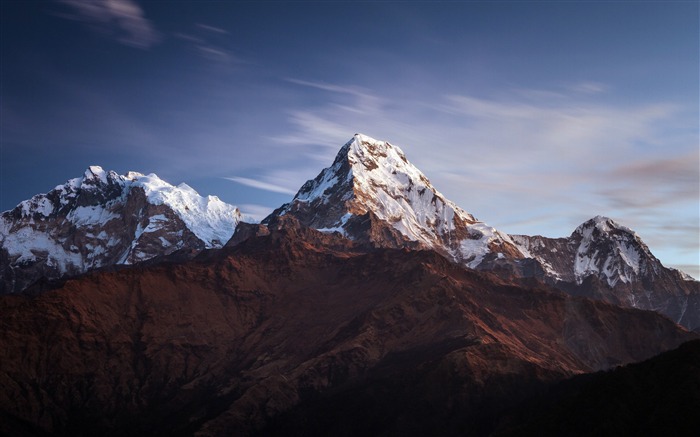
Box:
xmin=264 ymin=133 xmax=527 ymax=270
xmin=266 ymin=134 xmax=699 ymax=330
xmin=0 ymin=219 xmax=695 ymax=436
xmin=0 ymin=166 xmax=240 ymax=294
xmin=512 ymin=216 xmax=700 ymax=330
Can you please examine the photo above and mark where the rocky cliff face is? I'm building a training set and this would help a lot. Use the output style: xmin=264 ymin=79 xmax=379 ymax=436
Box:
xmin=0 ymin=221 xmax=695 ymax=436
xmin=0 ymin=166 xmax=240 ymax=294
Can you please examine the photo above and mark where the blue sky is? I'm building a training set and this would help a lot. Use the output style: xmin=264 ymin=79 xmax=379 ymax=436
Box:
xmin=1 ymin=0 xmax=698 ymax=277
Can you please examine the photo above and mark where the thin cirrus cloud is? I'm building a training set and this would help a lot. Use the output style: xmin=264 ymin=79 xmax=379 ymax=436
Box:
xmin=269 ymin=79 xmax=385 ymax=149
xmin=196 ymin=23 xmax=229 ymax=34
xmin=194 ymin=45 xmax=234 ymax=63
xmin=263 ymin=78 xmax=698 ymax=277
xmin=285 ymin=79 xmax=385 ymax=117
xmin=174 ymin=23 xmax=240 ymax=64
xmin=238 ymin=204 xmax=276 ymax=223
xmin=598 ymin=151 xmax=700 ymax=210
xmin=55 ymin=0 xmax=161 ymax=49
xmin=276 ymin=79 xmax=685 ymax=180
xmin=224 ymin=177 xmax=297 ymax=195
xmin=569 ymin=81 xmax=609 ymax=94
xmin=261 ymin=78 xmax=697 ymax=264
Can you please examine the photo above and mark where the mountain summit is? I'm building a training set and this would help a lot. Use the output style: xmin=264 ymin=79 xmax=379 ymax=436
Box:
xmin=265 ymin=133 xmax=525 ymax=268
xmin=513 ymin=215 xmax=699 ymax=329
xmin=515 ymin=215 xmax=659 ymax=287
xmin=0 ymin=166 xmax=240 ymax=293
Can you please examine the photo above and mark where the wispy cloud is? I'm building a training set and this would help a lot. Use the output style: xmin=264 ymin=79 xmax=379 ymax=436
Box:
xmin=286 ymin=79 xmax=371 ymax=99
xmin=286 ymin=78 xmax=383 ymax=110
xmin=271 ymin=111 xmax=351 ymax=149
xmin=569 ymin=81 xmax=609 ymax=94
xmin=598 ymin=151 xmax=699 ymax=210
xmin=224 ymin=177 xmax=297 ymax=195
xmin=238 ymin=204 xmax=275 ymax=223
xmin=173 ymin=32 xmax=203 ymax=44
xmin=55 ymin=0 xmax=160 ymax=49
xmin=196 ymin=23 xmax=229 ymax=34
xmin=194 ymin=45 xmax=234 ymax=63
xmin=174 ymin=24 xmax=242 ymax=65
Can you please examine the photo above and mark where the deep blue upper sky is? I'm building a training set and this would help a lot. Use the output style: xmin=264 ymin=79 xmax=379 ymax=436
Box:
xmin=1 ymin=0 xmax=698 ymax=276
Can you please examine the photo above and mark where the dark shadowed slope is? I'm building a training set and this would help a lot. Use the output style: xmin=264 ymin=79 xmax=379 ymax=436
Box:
xmin=494 ymin=339 xmax=700 ymax=437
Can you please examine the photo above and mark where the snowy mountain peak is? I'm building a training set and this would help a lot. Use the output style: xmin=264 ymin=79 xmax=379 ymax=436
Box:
xmin=574 ymin=215 xmax=636 ymax=237
xmin=1 ymin=167 xmax=241 ymax=293
xmin=550 ymin=215 xmax=659 ymax=288
xmin=126 ymin=171 xmax=145 ymax=180
xmin=568 ymin=216 xmax=651 ymax=286
xmin=346 ymin=133 xmax=409 ymax=168
xmin=81 ymin=165 xmax=121 ymax=187
xmin=267 ymin=134 xmax=524 ymax=268
xmin=510 ymin=216 xmax=699 ymax=329
xmin=85 ymin=165 xmax=106 ymax=181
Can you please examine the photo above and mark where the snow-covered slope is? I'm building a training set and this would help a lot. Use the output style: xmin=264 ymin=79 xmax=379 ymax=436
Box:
xmin=511 ymin=215 xmax=690 ymax=287
xmin=265 ymin=133 xmax=526 ymax=268
xmin=0 ymin=166 xmax=240 ymax=293
xmin=572 ymin=216 xmax=656 ymax=287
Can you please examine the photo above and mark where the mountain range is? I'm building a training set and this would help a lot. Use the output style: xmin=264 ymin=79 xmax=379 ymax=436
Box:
xmin=0 ymin=134 xmax=698 ymax=435
xmin=0 ymin=220 xmax=696 ymax=436
xmin=265 ymin=134 xmax=698 ymax=330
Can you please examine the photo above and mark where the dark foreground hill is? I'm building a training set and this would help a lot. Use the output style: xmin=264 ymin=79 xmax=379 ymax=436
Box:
xmin=494 ymin=339 xmax=700 ymax=437
xmin=0 ymin=219 xmax=696 ymax=436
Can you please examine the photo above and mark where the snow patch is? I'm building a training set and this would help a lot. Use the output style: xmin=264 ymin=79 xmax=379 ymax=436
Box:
xmin=68 ymin=205 xmax=118 ymax=226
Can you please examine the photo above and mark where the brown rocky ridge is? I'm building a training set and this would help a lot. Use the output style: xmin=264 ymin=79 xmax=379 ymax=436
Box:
xmin=0 ymin=216 xmax=696 ymax=436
